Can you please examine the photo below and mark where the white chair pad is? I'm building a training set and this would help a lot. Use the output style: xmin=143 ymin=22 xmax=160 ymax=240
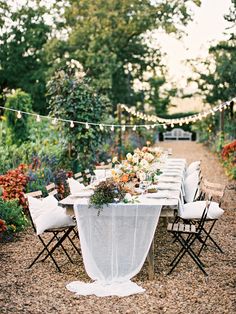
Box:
xmin=180 ymin=201 xmax=224 ymax=220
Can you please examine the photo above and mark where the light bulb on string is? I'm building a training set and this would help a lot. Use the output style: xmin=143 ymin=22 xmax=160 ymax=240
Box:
xmin=171 ymin=123 xmax=174 ymax=128
xmin=133 ymin=125 xmax=137 ymax=131
xmin=17 ymin=111 xmax=22 ymax=119
xmin=52 ymin=118 xmax=58 ymax=125
xmin=99 ymin=124 xmax=104 ymax=131
xmin=145 ymin=125 xmax=150 ymax=130
xmin=36 ymin=115 xmax=41 ymax=122
xmin=110 ymin=125 xmax=114 ymax=131
xmin=163 ymin=124 xmax=167 ymax=129
xmin=122 ymin=125 xmax=126 ymax=132
xmin=85 ymin=122 xmax=90 ymax=129
xmin=179 ymin=122 xmax=183 ymax=126
xmin=70 ymin=120 xmax=74 ymax=128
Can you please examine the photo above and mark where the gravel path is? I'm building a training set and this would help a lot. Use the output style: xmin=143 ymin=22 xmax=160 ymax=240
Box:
xmin=0 ymin=141 xmax=235 ymax=314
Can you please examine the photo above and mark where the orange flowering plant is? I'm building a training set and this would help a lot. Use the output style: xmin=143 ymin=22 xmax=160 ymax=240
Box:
xmin=221 ymin=140 xmax=236 ymax=179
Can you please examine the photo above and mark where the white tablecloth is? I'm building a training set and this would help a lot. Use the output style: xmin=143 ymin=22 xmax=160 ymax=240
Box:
xmin=67 ymin=201 xmax=162 ymax=297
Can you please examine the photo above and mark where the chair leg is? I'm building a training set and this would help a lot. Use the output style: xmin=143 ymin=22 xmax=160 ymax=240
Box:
xmin=29 ymin=234 xmax=61 ymax=272
xmin=198 ymin=221 xmax=223 ymax=256
xmin=53 ymin=232 xmax=74 ymax=263
xmin=170 ymin=234 xmax=193 ymax=266
xmin=67 ymin=232 xmax=81 ymax=255
xmin=168 ymin=234 xmax=207 ymax=276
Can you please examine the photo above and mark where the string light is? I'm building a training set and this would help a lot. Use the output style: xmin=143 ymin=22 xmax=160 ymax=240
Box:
xmin=17 ymin=111 xmax=22 ymax=119
xmin=52 ymin=118 xmax=58 ymax=125
xmin=0 ymin=97 xmax=234 ymax=132
xmin=120 ymin=98 xmax=234 ymax=126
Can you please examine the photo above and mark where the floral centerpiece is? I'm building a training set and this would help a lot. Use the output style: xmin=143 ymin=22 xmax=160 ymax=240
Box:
xmin=111 ymin=146 xmax=163 ymax=190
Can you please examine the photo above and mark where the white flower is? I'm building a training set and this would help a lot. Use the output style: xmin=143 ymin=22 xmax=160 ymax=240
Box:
xmin=126 ymin=153 xmax=133 ymax=162
xmin=112 ymin=156 xmax=118 ymax=163
xmin=140 ymin=159 xmax=149 ymax=168
xmin=144 ymin=152 xmax=154 ymax=162
xmin=137 ymin=171 xmax=146 ymax=181
xmin=124 ymin=193 xmax=132 ymax=201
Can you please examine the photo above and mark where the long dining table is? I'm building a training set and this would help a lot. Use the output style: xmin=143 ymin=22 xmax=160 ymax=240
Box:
xmin=59 ymin=158 xmax=186 ymax=296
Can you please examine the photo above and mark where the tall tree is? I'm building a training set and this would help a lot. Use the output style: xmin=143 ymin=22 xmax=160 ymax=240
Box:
xmin=0 ymin=1 xmax=51 ymax=113
xmin=46 ymin=0 xmax=201 ymax=113
xmin=190 ymin=0 xmax=236 ymax=104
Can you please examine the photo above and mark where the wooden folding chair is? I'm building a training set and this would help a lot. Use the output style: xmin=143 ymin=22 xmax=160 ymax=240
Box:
xmin=74 ymin=172 xmax=84 ymax=183
xmin=167 ymin=202 xmax=210 ymax=276
xmin=84 ymin=169 xmax=92 ymax=185
xmin=177 ymin=181 xmax=225 ymax=255
xmin=196 ymin=184 xmax=225 ymax=256
xmin=25 ymin=191 xmax=80 ymax=272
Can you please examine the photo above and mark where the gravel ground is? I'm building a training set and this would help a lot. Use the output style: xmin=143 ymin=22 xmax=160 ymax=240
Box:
xmin=1 ymin=141 xmax=235 ymax=314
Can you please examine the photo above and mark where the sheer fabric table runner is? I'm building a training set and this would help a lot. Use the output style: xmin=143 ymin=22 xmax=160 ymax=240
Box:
xmin=65 ymin=157 xmax=186 ymax=297
xmin=67 ymin=201 xmax=162 ymax=297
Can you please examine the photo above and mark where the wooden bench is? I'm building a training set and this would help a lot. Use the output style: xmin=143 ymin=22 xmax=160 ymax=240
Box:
xmin=163 ymin=128 xmax=192 ymax=141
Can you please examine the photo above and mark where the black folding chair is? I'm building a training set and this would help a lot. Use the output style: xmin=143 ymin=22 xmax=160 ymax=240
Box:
xmin=25 ymin=191 xmax=81 ymax=272
xmin=167 ymin=202 xmax=210 ymax=276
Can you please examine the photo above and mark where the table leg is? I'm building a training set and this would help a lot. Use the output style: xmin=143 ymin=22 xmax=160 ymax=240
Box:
xmin=147 ymin=240 xmax=155 ymax=280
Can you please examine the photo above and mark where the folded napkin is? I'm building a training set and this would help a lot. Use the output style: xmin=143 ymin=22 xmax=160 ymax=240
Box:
xmin=157 ymin=182 xmax=181 ymax=190
xmin=146 ymin=190 xmax=179 ymax=199
xmin=161 ymin=171 xmax=183 ymax=177
xmin=67 ymin=178 xmax=86 ymax=195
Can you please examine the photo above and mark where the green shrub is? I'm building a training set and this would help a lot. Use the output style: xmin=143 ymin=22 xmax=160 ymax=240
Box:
xmin=47 ymin=61 xmax=110 ymax=172
xmin=0 ymin=198 xmax=28 ymax=241
xmin=4 ymin=89 xmax=33 ymax=145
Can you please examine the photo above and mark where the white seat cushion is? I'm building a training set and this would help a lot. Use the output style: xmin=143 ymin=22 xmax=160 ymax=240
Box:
xmin=27 ymin=195 xmax=58 ymax=221
xmin=27 ymin=195 xmax=74 ymax=235
xmin=180 ymin=201 xmax=224 ymax=220
xmin=67 ymin=178 xmax=86 ymax=195
xmin=184 ymin=170 xmax=199 ymax=203
xmin=34 ymin=206 xmax=75 ymax=235
xmin=186 ymin=161 xmax=200 ymax=177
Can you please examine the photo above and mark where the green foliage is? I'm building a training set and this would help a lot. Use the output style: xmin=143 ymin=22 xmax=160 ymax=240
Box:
xmin=47 ymin=62 xmax=110 ymax=172
xmin=189 ymin=0 xmax=236 ymax=106
xmin=48 ymin=0 xmax=200 ymax=112
xmin=0 ymin=138 xmax=65 ymax=175
xmin=0 ymin=2 xmax=51 ymax=113
xmin=188 ymin=0 xmax=236 ymax=145
xmin=0 ymin=198 xmax=28 ymax=241
xmin=90 ymin=179 xmax=126 ymax=213
xmin=4 ymin=89 xmax=32 ymax=145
